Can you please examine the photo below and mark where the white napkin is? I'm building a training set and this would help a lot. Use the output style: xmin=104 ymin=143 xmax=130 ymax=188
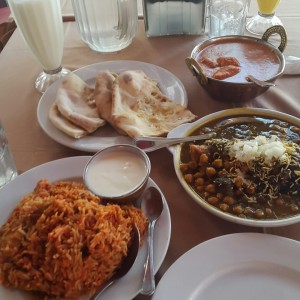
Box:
xmin=284 ymin=56 xmax=300 ymax=75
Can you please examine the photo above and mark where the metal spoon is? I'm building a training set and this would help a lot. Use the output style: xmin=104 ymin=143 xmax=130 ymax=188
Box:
xmin=246 ymin=75 xmax=277 ymax=87
xmin=134 ymin=132 xmax=216 ymax=152
xmin=90 ymin=226 xmax=140 ymax=300
xmin=140 ymin=187 xmax=164 ymax=295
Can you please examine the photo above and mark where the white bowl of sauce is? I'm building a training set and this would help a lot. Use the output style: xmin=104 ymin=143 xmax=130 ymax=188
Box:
xmin=84 ymin=145 xmax=151 ymax=203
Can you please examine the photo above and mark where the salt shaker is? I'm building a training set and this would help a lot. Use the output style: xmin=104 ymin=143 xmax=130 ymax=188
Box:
xmin=0 ymin=120 xmax=18 ymax=189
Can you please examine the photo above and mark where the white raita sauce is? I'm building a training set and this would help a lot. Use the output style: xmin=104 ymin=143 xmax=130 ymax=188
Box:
xmin=85 ymin=151 xmax=147 ymax=197
xmin=8 ymin=0 xmax=64 ymax=70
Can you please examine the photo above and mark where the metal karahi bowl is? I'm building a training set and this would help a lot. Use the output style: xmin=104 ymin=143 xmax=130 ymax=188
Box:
xmin=171 ymin=108 xmax=300 ymax=227
xmin=186 ymin=25 xmax=287 ymax=103
xmin=84 ymin=145 xmax=151 ymax=204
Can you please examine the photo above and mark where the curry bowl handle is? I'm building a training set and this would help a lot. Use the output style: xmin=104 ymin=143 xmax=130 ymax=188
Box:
xmin=261 ymin=25 xmax=287 ymax=53
xmin=185 ymin=57 xmax=208 ymax=86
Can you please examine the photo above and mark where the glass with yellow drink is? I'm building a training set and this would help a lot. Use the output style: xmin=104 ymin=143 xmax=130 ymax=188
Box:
xmin=257 ymin=0 xmax=281 ymax=14
xmin=246 ymin=0 xmax=283 ymax=35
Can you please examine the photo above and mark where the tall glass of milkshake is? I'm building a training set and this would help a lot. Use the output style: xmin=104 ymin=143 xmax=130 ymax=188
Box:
xmin=6 ymin=0 xmax=69 ymax=93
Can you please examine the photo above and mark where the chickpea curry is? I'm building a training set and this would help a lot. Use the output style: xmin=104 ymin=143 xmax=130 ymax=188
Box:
xmin=180 ymin=117 xmax=300 ymax=220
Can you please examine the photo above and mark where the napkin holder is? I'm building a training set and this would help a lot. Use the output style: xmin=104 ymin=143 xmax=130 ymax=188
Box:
xmin=143 ymin=0 xmax=207 ymax=36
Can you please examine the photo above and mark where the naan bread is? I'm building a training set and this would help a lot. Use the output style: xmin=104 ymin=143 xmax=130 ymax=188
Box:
xmin=94 ymin=70 xmax=118 ymax=125
xmin=55 ymin=72 xmax=106 ymax=133
xmin=94 ymin=70 xmax=197 ymax=138
xmin=50 ymin=69 xmax=197 ymax=140
xmin=49 ymin=102 xmax=88 ymax=139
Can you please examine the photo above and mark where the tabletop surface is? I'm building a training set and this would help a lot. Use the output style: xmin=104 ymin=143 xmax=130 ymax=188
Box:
xmin=1 ymin=1 xmax=300 ymax=299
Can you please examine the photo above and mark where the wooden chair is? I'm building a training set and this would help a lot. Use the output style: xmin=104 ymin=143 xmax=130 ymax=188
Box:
xmin=0 ymin=20 xmax=16 ymax=52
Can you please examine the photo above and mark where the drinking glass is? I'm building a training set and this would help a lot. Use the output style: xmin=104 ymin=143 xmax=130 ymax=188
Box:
xmin=207 ymin=0 xmax=250 ymax=38
xmin=71 ymin=0 xmax=138 ymax=53
xmin=6 ymin=0 xmax=69 ymax=93
xmin=246 ymin=0 xmax=283 ymax=35
xmin=0 ymin=120 xmax=18 ymax=189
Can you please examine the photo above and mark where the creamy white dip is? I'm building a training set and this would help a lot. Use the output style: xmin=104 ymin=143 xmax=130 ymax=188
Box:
xmin=85 ymin=151 xmax=147 ymax=197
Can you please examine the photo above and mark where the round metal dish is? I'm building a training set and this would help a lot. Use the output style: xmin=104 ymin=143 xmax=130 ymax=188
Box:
xmin=185 ymin=25 xmax=287 ymax=103
xmin=84 ymin=144 xmax=151 ymax=204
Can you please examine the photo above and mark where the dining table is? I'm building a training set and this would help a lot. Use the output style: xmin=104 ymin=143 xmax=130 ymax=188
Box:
xmin=0 ymin=0 xmax=300 ymax=299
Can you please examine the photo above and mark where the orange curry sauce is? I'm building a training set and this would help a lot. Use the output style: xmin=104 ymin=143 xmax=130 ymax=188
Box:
xmin=196 ymin=39 xmax=281 ymax=82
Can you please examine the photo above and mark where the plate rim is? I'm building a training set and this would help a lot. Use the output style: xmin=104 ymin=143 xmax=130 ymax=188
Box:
xmin=0 ymin=156 xmax=171 ymax=300
xmin=37 ymin=60 xmax=188 ymax=153
xmin=153 ymin=232 xmax=300 ymax=300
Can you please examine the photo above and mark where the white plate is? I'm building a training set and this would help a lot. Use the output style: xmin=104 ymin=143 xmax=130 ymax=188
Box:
xmin=0 ymin=156 xmax=171 ymax=300
xmin=37 ymin=60 xmax=188 ymax=152
xmin=153 ymin=233 xmax=300 ymax=300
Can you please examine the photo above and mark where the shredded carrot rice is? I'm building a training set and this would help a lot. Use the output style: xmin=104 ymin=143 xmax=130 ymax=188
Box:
xmin=0 ymin=180 xmax=148 ymax=299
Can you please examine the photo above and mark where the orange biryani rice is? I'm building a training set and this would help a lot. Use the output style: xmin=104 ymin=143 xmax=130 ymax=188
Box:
xmin=0 ymin=180 xmax=148 ymax=299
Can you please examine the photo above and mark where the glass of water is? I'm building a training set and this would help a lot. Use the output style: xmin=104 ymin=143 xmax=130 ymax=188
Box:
xmin=207 ymin=0 xmax=250 ymax=38
xmin=71 ymin=0 xmax=138 ymax=52
xmin=0 ymin=121 xmax=18 ymax=189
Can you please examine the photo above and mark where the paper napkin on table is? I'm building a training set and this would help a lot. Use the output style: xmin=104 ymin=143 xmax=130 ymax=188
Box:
xmin=284 ymin=56 xmax=300 ymax=75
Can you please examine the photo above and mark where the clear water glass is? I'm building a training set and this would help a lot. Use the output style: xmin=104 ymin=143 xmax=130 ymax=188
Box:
xmin=207 ymin=0 xmax=250 ymax=37
xmin=72 ymin=0 xmax=138 ymax=53
xmin=0 ymin=121 xmax=18 ymax=189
